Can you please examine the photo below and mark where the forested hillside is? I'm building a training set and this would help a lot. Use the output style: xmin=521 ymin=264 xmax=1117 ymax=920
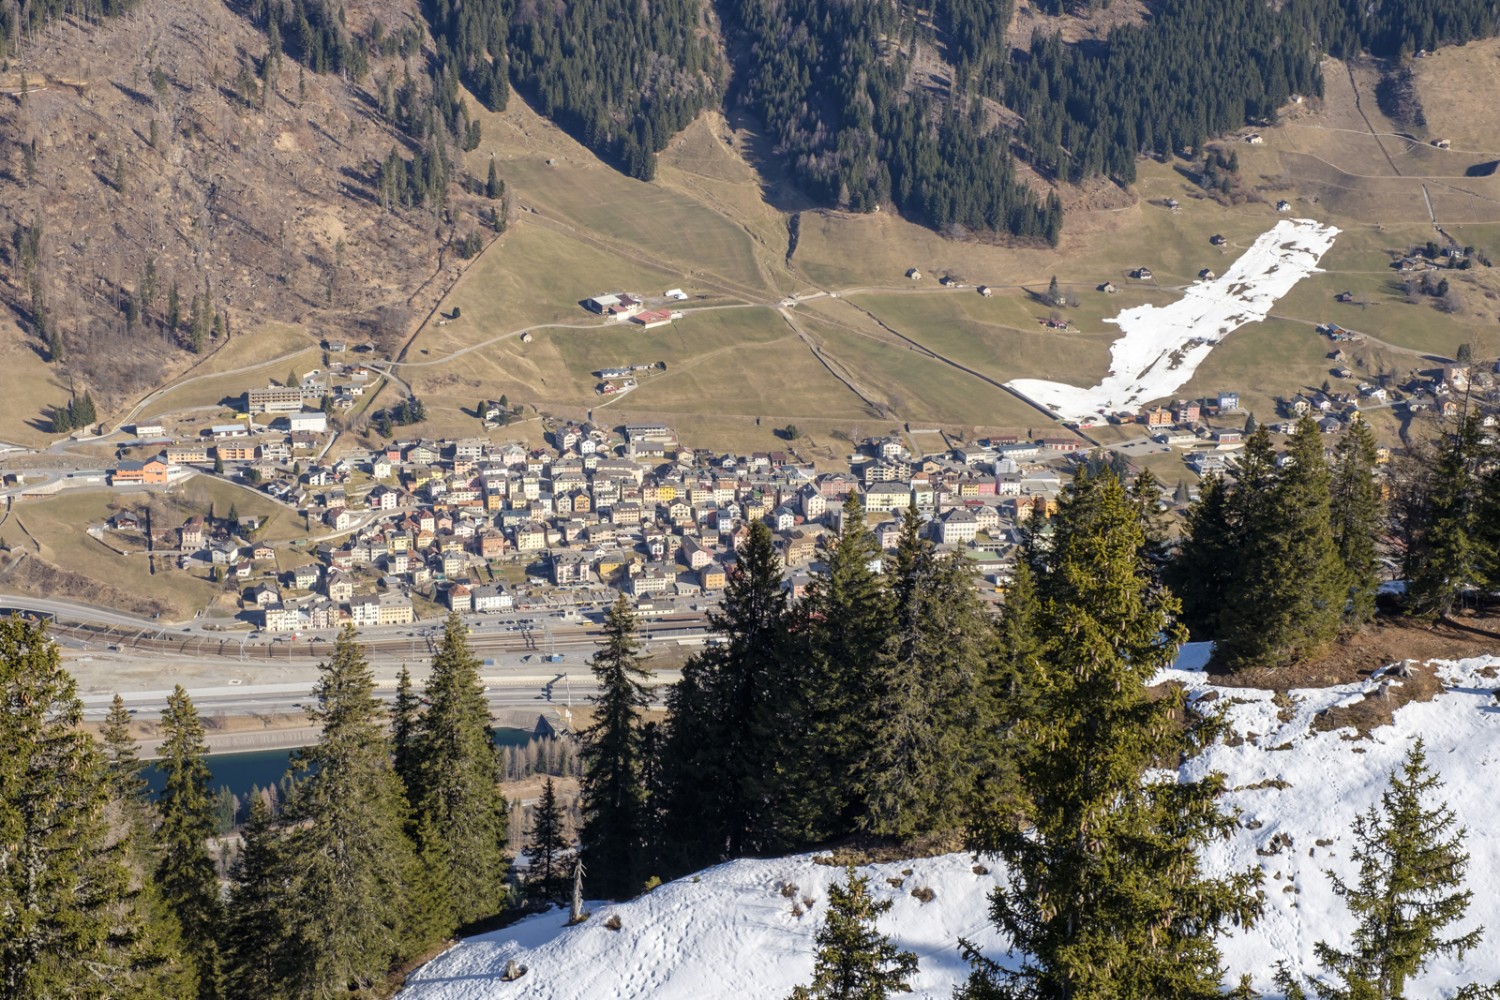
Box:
xmin=3 ymin=0 xmax=1500 ymax=412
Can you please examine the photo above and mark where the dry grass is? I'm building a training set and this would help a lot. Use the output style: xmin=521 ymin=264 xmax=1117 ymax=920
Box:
xmin=1413 ymin=38 xmax=1500 ymax=153
xmin=0 ymin=315 xmax=73 ymax=445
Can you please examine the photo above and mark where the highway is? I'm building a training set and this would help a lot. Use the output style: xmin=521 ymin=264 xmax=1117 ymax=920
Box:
xmin=1 ymin=592 xmax=698 ymax=729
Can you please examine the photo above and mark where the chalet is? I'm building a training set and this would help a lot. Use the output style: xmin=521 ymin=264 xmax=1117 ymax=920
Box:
xmin=1335 ymin=291 xmax=1355 ymax=303
xmin=1198 ymin=268 xmax=1216 ymax=280
xmin=977 ymin=285 xmax=993 ymax=297
xmin=906 ymin=268 xmax=922 ymax=281
xmin=1276 ymin=200 xmax=1292 ymax=212
xmin=109 ymin=511 xmax=141 ymax=532
xmin=1432 ymin=138 xmax=1452 ymax=149
xmin=939 ymin=274 xmax=959 ymax=287
xmin=1245 ymin=133 xmax=1264 ymax=144
xmin=1098 ymin=281 xmax=1117 ymax=293
xmin=249 ymin=584 xmax=280 ymax=608
xmin=112 ymin=458 xmax=169 ymax=486
xmin=1210 ymin=234 xmax=1227 ymax=247
xmin=1132 ymin=267 xmax=1153 ymax=280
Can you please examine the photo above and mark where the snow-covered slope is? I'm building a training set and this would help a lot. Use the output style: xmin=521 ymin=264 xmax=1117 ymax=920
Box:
xmin=401 ymin=650 xmax=1500 ymax=999
xmin=1008 ymin=218 xmax=1339 ymax=422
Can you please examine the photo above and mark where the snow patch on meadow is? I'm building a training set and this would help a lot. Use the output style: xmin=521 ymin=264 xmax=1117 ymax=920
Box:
xmin=1008 ymin=218 xmax=1340 ymax=422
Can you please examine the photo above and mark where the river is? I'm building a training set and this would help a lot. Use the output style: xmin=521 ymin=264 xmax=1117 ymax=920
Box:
xmin=143 ymin=727 xmax=537 ymax=801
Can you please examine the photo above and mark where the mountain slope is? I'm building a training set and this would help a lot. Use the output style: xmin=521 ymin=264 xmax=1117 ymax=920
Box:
xmin=399 ymin=649 xmax=1500 ymax=999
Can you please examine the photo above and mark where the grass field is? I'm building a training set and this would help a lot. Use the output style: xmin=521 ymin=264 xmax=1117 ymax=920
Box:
xmin=96 ymin=53 xmax=1500 ymax=454
xmin=11 ymin=493 xmax=219 ymax=617
xmin=0 ymin=316 xmax=73 ymax=446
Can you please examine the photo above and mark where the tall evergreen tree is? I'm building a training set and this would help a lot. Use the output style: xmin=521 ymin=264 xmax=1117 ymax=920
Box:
xmin=99 ymin=689 xmax=199 ymax=998
xmin=659 ymin=521 xmax=794 ymax=868
xmin=857 ymin=519 xmax=995 ymax=839
xmin=579 ymin=595 xmax=652 ymax=898
xmin=1330 ymin=420 xmax=1384 ymax=627
xmin=1 ymin=617 xmax=154 ymax=998
xmin=1168 ymin=472 xmax=1235 ymax=639
xmin=788 ymin=867 xmax=918 ymax=1000
xmin=1216 ymin=419 xmax=1344 ymax=670
xmin=969 ymin=558 xmax=1045 ymax=834
xmin=1308 ymin=740 xmax=1492 ymax=1000
xmin=275 ymin=625 xmax=423 ymax=997
xmin=155 ymin=686 xmax=224 ymax=999
xmin=223 ymin=795 xmax=295 ymax=1000
xmin=798 ymin=494 xmax=890 ymax=837
xmin=391 ymin=663 xmax=421 ymax=808
xmin=526 ymin=777 xmax=571 ymax=904
xmin=410 ymin=613 xmax=509 ymax=925
xmin=102 ymin=692 xmax=147 ymax=806
xmin=1405 ymin=415 xmax=1484 ymax=618
xmin=963 ymin=469 xmax=1261 ymax=998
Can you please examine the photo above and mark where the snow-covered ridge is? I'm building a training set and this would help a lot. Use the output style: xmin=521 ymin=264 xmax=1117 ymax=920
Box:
xmin=400 ymin=650 xmax=1500 ymax=999
xmin=1008 ymin=218 xmax=1340 ymax=422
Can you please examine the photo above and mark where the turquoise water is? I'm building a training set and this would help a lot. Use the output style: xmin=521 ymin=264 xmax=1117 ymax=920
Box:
xmin=144 ymin=727 xmax=536 ymax=801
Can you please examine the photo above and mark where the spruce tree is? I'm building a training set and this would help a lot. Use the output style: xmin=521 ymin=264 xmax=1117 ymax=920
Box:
xmin=1405 ymin=415 xmax=1483 ymax=618
xmin=969 ymin=558 xmax=1045 ymax=835
xmin=858 ymin=528 xmax=995 ymax=839
xmin=963 ymin=469 xmax=1261 ymax=998
xmin=392 ymin=662 xmax=421 ymax=808
xmin=410 ymin=613 xmax=509 ymax=925
xmin=659 ymin=520 xmax=794 ymax=867
xmin=276 ymin=625 xmax=423 ymax=997
xmin=102 ymin=692 xmax=147 ymax=806
xmin=1330 ymin=420 xmax=1383 ymax=627
xmin=798 ymin=494 xmax=891 ymax=837
xmin=223 ymin=795 xmax=295 ymax=1000
xmin=526 ymin=777 xmax=571 ymax=904
xmin=579 ymin=595 xmax=652 ymax=898
xmin=156 ymin=685 xmax=224 ymax=999
xmin=1 ymin=617 xmax=175 ymax=998
xmin=101 ymin=696 xmax=197 ymax=997
xmin=1217 ymin=419 xmax=1344 ymax=670
xmin=1308 ymin=740 xmax=1493 ymax=999
xmin=1168 ymin=472 xmax=1234 ymax=639
xmin=788 ymin=867 xmax=918 ymax=1000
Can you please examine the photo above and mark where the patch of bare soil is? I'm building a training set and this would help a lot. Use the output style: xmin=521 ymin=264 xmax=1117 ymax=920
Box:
xmin=1009 ymin=0 xmax=1151 ymax=50
xmin=0 ymin=0 xmax=490 ymax=412
xmin=1310 ymin=661 xmax=1446 ymax=737
xmin=1 ymin=548 xmax=173 ymax=618
xmin=1205 ymin=614 xmax=1500 ymax=736
xmin=1208 ymin=614 xmax=1500 ymax=691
